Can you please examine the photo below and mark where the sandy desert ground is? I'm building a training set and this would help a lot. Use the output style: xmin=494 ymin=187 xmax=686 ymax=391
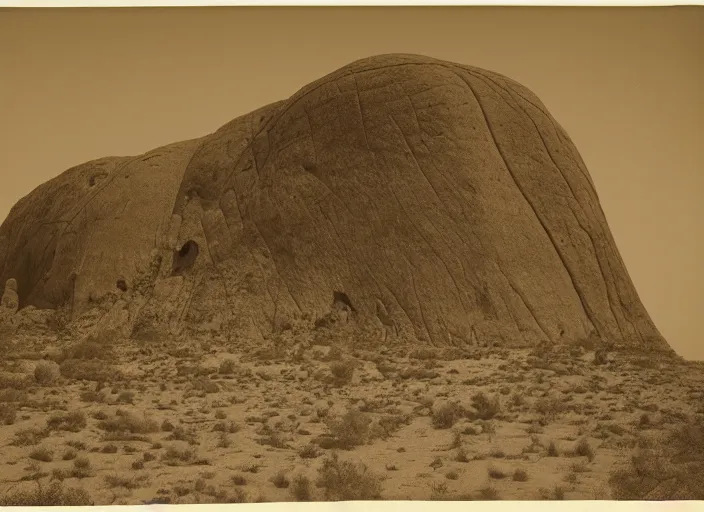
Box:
xmin=0 ymin=322 xmax=703 ymax=505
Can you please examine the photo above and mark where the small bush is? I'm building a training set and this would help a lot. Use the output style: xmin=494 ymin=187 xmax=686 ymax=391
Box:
xmin=46 ymin=411 xmax=87 ymax=432
xmin=488 ymin=466 xmax=507 ymax=479
xmin=70 ymin=458 xmax=93 ymax=479
xmin=104 ymin=474 xmax=147 ymax=490
xmin=535 ymin=397 xmax=566 ymax=424
xmin=12 ymin=428 xmax=50 ymax=446
xmin=608 ymin=423 xmax=704 ymax=500
xmin=573 ymin=438 xmax=595 ymax=462
xmin=34 ymin=362 xmax=59 ymax=386
xmin=162 ymin=447 xmax=196 ymax=466
xmin=513 ymin=468 xmax=529 ymax=482
xmin=316 ymin=453 xmax=383 ymax=500
xmin=330 ymin=360 xmax=356 ymax=386
xmin=0 ymin=482 xmax=92 ymax=506
xmin=29 ymin=447 xmax=54 ymax=462
xmin=231 ymin=474 xmax=247 ymax=486
xmin=117 ymin=391 xmax=134 ymax=404
xmin=59 ymin=360 xmax=118 ymax=382
xmin=218 ymin=359 xmax=237 ymax=375
xmin=290 ymin=475 xmax=312 ymax=501
xmin=471 ymin=392 xmax=501 ymax=420
xmin=455 ymin=447 xmax=470 ymax=463
xmin=547 ymin=440 xmax=560 ymax=457
xmin=431 ymin=402 xmax=468 ymax=429
xmin=299 ymin=443 xmax=320 ymax=459
xmin=79 ymin=390 xmax=105 ymax=403
xmin=97 ymin=412 xmax=158 ymax=435
xmin=326 ymin=409 xmax=371 ymax=449
xmin=0 ymin=403 xmax=17 ymax=425
xmin=271 ymin=471 xmax=290 ymax=489
xmin=477 ymin=486 xmax=501 ymax=500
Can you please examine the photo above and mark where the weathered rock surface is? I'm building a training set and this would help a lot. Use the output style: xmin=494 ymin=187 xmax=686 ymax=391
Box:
xmin=0 ymin=54 xmax=671 ymax=352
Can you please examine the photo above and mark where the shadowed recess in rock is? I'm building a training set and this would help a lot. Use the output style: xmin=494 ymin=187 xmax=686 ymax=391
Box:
xmin=171 ymin=240 xmax=200 ymax=276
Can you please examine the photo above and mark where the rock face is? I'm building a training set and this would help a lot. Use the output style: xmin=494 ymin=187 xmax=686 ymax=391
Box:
xmin=0 ymin=54 xmax=671 ymax=352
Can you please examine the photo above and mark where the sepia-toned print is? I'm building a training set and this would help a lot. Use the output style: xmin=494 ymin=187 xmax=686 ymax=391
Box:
xmin=0 ymin=6 xmax=702 ymax=506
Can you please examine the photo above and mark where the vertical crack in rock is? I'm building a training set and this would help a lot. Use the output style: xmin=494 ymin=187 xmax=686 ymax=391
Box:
xmin=457 ymin=71 xmax=601 ymax=338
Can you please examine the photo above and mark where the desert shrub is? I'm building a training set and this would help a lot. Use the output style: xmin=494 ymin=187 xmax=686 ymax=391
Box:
xmin=79 ymin=390 xmax=105 ymax=403
xmin=513 ymin=468 xmax=529 ymax=481
xmin=29 ymin=447 xmax=53 ymax=462
xmin=316 ymin=453 xmax=383 ymax=500
xmin=59 ymin=360 xmax=118 ymax=382
xmin=165 ymin=426 xmax=199 ymax=445
xmin=326 ymin=409 xmax=371 ymax=449
xmin=299 ymin=443 xmax=321 ymax=459
xmin=573 ymin=438 xmax=595 ymax=462
xmin=271 ymin=471 xmax=290 ymax=489
xmin=70 ymin=457 xmax=93 ymax=479
xmin=0 ymin=403 xmax=17 ymax=425
xmin=192 ymin=378 xmax=219 ymax=394
xmin=551 ymin=486 xmax=566 ymax=500
xmin=62 ymin=340 xmax=104 ymax=361
xmin=11 ymin=428 xmax=49 ymax=446
xmin=547 ymin=440 xmax=560 ymax=457
xmin=0 ymin=372 xmax=32 ymax=390
xmin=0 ymin=482 xmax=92 ymax=506
xmin=231 ymin=474 xmax=247 ymax=486
xmin=471 ymin=392 xmax=501 ymax=420
xmin=161 ymin=447 xmax=196 ymax=466
xmin=34 ymin=362 xmax=60 ymax=386
xmin=97 ymin=411 xmax=158 ymax=435
xmin=101 ymin=444 xmax=118 ymax=454
xmin=117 ymin=391 xmax=135 ymax=404
xmin=477 ymin=486 xmax=501 ymax=500
xmin=218 ymin=359 xmax=237 ymax=375
xmin=488 ymin=466 xmax=507 ymax=479
xmin=535 ymin=396 xmax=566 ymax=424
xmin=609 ymin=423 xmax=704 ymax=500
xmin=46 ymin=411 xmax=87 ymax=432
xmin=257 ymin=431 xmax=289 ymax=449
xmin=62 ymin=449 xmax=77 ymax=461
xmin=371 ymin=413 xmax=413 ymax=440
xmin=104 ymin=474 xmax=148 ymax=490
xmin=409 ymin=348 xmax=438 ymax=360
xmin=290 ymin=475 xmax=313 ymax=501
xmin=431 ymin=402 xmax=468 ymax=429
xmin=330 ymin=360 xmax=355 ymax=386
xmin=399 ymin=367 xmax=439 ymax=380
xmin=455 ymin=447 xmax=470 ymax=463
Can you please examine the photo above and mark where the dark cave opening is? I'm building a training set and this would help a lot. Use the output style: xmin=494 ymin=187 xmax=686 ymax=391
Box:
xmin=116 ymin=279 xmax=127 ymax=292
xmin=171 ymin=240 xmax=199 ymax=276
xmin=333 ymin=291 xmax=356 ymax=313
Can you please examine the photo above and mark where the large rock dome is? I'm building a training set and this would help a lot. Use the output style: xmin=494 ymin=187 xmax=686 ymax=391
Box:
xmin=0 ymin=54 xmax=671 ymax=352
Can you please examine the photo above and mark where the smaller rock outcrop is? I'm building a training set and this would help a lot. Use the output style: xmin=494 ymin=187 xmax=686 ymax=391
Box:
xmin=1 ymin=278 xmax=19 ymax=314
